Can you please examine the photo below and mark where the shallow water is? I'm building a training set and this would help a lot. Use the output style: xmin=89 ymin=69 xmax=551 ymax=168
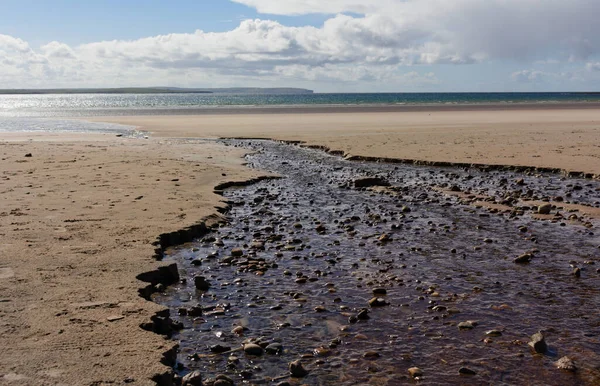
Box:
xmin=155 ymin=140 xmax=600 ymax=385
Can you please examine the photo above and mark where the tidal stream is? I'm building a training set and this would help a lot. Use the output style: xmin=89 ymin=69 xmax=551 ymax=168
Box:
xmin=154 ymin=140 xmax=600 ymax=386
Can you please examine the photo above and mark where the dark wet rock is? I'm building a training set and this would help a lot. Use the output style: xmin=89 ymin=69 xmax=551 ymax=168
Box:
xmin=289 ymin=360 xmax=308 ymax=377
xmin=188 ymin=306 xmax=203 ymax=317
xmin=555 ymin=356 xmax=577 ymax=372
xmin=373 ymin=288 xmax=387 ymax=295
xmin=265 ymin=342 xmax=283 ymax=354
xmin=354 ymin=177 xmax=390 ymax=188
xmin=210 ymin=345 xmax=231 ymax=354
xmin=191 ymin=259 xmax=202 ymax=266
xmin=214 ymin=374 xmax=234 ymax=386
xmin=573 ymin=267 xmax=581 ymax=277
xmin=315 ymin=224 xmax=327 ymax=233
xmin=408 ymin=367 xmax=423 ymax=378
xmin=514 ymin=253 xmax=533 ymax=264
xmin=459 ymin=367 xmax=477 ymax=375
xmin=378 ymin=233 xmax=391 ymax=242
xmin=357 ymin=309 xmax=370 ymax=320
xmin=485 ymin=330 xmax=502 ymax=337
xmin=182 ymin=370 xmax=203 ymax=386
xmin=24 ymin=153 xmax=32 ymax=157
xmin=538 ymin=204 xmax=552 ymax=215
xmin=194 ymin=276 xmax=211 ymax=291
xmin=231 ymin=248 xmax=244 ymax=256
xmin=529 ymin=331 xmax=548 ymax=353
xmin=363 ymin=351 xmax=380 ymax=359
xmin=458 ymin=320 xmax=477 ymax=330
xmin=244 ymin=343 xmax=264 ymax=356
xmin=313 ymin=346 xmax=331 ymax=357
xmin=368 ymin=297 xmax=389 ymax=307
xmin=231 ymin=326 xmax=245 ymax=335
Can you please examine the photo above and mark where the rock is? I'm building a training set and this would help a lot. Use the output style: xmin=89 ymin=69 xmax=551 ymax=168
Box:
xmin=368 ymin=297 xmax=389 ymax=307
xmin=378 ymin=233 xmax=391 ymax=242
xmin=231 ymin=248 xmax=244 ymax=256
xmin=243 ymin=343 xmax=264 ymax=356
xmin=315 ymin=224 xmax=327 ymax=233
xmin=458 ymin=320 xmax=477 ymax=330
xmin=214 ymin=374 xmax=234 ymax=386
xmin=357 ymin=309 xmax=370 ymax=320
xmin=459 ymin=367 xmax=477 ymax=375
xmin=354 ymin=177 xmax=390 ymax=188
xmin=265 ymin=342 xmax=283 ymax=354
xmin=529 ymin=331 xmax=548 ymax=353
xmin=408 ymin=367 xmax=423 ymax=378
xmin=363 ymin=351 xmax=380 ymax=359
xmin=555 ymin=356 xmax=577 ymax=372
xmin=514 ymin=253 xmax=532 ymax=264
xmin=182 ymin=370 xmax=203 ymax=386
xmin=194 ymin=276 xmax=210 ymax=291
xmin=313 ymin=346 xmax=331 ymax=357
xmin=24 ymin=153 xmax=32 ymax=157
xmin=372 ymin=288 xmax=387 ymax=295
xmin=573 ymin=267 xmax=581 ymax=277
xmin=231 ymin=326 xmax=245 ymax=335
xmin=538 ymin=204 xmax=552 ymax=215
xmin=289 ymin=360 xmax=308 ymax=377
xmin=210 ymin=345 xmax=231 ymax=354
xmin=485 ymin=330 xmax=502 ymax=337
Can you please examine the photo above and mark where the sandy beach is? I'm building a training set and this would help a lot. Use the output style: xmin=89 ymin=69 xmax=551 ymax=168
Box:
xmin=2 ymin=104 xmax=600 ymax=385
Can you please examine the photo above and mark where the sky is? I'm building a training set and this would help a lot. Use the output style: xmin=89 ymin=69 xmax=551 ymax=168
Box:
xmin=1 ymin=0 xmax=600 ymax=92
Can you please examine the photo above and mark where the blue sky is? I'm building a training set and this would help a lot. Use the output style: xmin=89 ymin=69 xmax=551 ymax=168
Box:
xmin=1 ymin=0 xmax=599 ymax=92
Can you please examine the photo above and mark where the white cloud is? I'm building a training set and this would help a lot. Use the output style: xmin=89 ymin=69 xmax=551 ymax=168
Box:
xmin=1 ymin=0 xmax=600 ymax=89
xmin=587 ymin=62 xmax=600 ymax=72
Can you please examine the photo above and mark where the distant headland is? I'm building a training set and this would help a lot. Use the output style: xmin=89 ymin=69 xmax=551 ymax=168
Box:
xmin=0 ymin=87 xmax=314 ymax=95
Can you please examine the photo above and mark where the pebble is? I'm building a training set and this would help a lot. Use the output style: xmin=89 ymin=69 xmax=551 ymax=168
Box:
xmin=363 ymin=351 xmax=380 ymax=359
xmin=408 ymin=367 xmax=423 ymax=378
xmin=555 ymin=356 xmax=577 ymax=372
xmin=289 ymin=360 xmax=308 ymax=377
xmin=538 ymin=203 xmax=552 ymax=214
xmin=244 ymin=343 xmax=264 ymax=356
xmin=265 ymin=342 xmax=283 ymax=354
xmin=514 ymin=253 xmax=532 ymax=264
xmin=458 ymin=320 xmax=478 ymax=329
xmin=231 ymin=248 xmax=244 ymax=256
xmin=368 ymin=297 xmax=389 ymax=307
xmin=182 ymin=370 xmax=203 ymax=386
xmin=529 ymin=331 xmax=548 ymax=353
xmin=485 ymin=330 xmax=502 ymax=337
xmin=459 ymin=367 xmax=477 ymax=375
xmin=193 ymin=276 xmax=210 ymax=291
xmin=372 ymin=288 xmax=387 ymax=295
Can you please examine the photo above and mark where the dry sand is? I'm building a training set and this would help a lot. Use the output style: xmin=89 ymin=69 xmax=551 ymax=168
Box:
xmin=0 ymin=134 xmax=264 ymax=385
xmin=93 ymin=107 xmax=600 ymax=176
xmin=2 ymin=105 xmax=600 ymax=385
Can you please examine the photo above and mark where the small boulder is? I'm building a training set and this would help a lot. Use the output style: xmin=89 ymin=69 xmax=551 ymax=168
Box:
xmin=408 ymin=367 xmax=423 ymax=378
xmin=538 ymin=204 xmax=552 ymax=215
xmin=244 ymin=343 xmax=264 ymax=356
xmin=194 ymin=276 xmax=210 ymax=291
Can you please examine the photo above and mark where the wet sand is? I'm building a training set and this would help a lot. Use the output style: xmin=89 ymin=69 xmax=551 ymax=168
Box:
xmin=2 ymin=104 xmax=600 ymax=385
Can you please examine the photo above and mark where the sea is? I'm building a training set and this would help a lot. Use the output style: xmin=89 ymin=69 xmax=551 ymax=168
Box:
xmin=1 ymin=92 xmax=599 ymax=133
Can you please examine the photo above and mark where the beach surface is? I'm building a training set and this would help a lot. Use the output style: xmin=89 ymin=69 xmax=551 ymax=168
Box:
xmin=2 ymin=104 xmax=600 ymax=385
xmin=93 ymin=106 xmax=600 ymax=176
xmin=0 ymin=134 xmax=265 ymax=384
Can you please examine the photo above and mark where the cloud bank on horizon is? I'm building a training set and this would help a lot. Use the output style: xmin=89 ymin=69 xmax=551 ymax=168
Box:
xmin=1 ymin=0 xmax=600 ymax=91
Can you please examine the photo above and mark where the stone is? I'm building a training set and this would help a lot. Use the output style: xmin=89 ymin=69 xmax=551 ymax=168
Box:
xmin=529 ymin=331 xmax=548 ymax=353
xmin=458 ymin=320 xmax=477 ymax=330
xmin=289 ymin=360 xmax=308 ymax=377
xmin=210 ymin=345 xmax=231 ymax=354
xmin=265 ymin=342 xmax=283 ymax=354
xmin=372 ymin=288 xmax=387 ymax=295
xmin=194 ymin=276 xmax=210 ymax=291
xmin=408 ymin=367 xmax=423 ymax=378
xmin=231 ymin=248 xmax=244 ymax=256
xmin=514 ymin=253 xmax=532 ymax=264
xmin=368 ymin=297 xmax=389 ymax=307
xmin=538 ymin=204 xmax=552 ymax=215
xmin=363 ymin=351 xmax=380 ymax=359
xmin=231 ymin=326 xmax=245 ymax=335
xmin=244 ymin=343 xmax=264 ymax=356
xmin=459 ymin=367 xmax=477 ymax=375
xmin=182 ymin=370 xmax=203 ymax=386
xmin=485 ymin=330 xmax=502 ymax=337
xmin=555 ymin=356 xmax=576 ymax=372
